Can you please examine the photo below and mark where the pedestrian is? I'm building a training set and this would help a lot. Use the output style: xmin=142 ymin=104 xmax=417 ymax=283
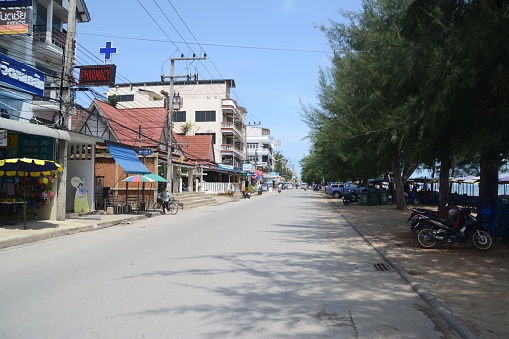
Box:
xmin=161 ymin=189 xmax=170 ymax=215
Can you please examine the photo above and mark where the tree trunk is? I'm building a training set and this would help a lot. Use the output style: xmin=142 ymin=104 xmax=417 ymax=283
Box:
xmin=391 ymin=150 xmax=407 ymax=210
xmin=438 ymin=156 xmax=451 ymax=215
xmin=479 ymin=151 xmax=500 ymax=208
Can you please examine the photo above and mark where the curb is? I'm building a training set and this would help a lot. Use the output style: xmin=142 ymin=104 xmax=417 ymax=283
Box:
xmin=328 ymin=201 xmax=478 ymax=339
xmin=0 ymin=213 xmax=154 ymax=250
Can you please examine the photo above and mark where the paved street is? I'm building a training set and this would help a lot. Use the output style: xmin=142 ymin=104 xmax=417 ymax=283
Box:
xmin=0 ymin=190 xmax=458 ymax=338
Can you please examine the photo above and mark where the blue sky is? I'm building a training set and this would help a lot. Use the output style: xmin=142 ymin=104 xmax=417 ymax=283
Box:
xmin=75 ymin=0 xmax=363 ymax=176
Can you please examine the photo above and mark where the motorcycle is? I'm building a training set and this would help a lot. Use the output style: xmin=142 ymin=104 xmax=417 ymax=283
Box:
xmin=257 ymin=187 xmax=263 ymax=196
xmin=415 ymin=205 xmax=492 ymax=250
xmin=407 ymin=207 xmax=448 ymax=236
xmin=277 ymin=187 xmax=282 ymax=193
xmin=242 ymin=190 xmax=251 ymax=199
xmin=343 ymin=191 xmax=361 ymax=205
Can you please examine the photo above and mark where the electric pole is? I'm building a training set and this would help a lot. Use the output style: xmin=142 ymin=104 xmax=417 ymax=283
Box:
xmin=161 ymin=54 xmax=206 ymax=194
xmin=56 ymin=0 xmax=77 ymax=220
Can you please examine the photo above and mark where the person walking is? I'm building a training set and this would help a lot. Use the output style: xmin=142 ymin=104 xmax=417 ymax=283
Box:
xmin=161 ymin=189 xmax=170 ymax=215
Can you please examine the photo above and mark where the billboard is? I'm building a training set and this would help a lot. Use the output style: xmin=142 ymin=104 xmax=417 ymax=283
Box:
xmin=0 ymin=8 xmax=29 ymax=34
xmin=78 ymin=65 xmax=116 ymax=86
xmin=0 ymin=1 xmax=32 ymax=7
xmin=0 ymin=52 xmax=44 ymax=96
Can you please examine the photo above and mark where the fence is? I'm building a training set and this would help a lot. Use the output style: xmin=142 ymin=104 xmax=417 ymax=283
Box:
xmin=202 ymin=182 xmax=240 ymax=193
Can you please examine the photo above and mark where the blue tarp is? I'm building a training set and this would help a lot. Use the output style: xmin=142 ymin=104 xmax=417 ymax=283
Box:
xmin=106 ymin=142 xmax=150 ymax=175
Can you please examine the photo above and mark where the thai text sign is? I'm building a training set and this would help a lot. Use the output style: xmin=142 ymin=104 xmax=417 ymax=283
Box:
xmin=0 ymin=8 xmax=29 ymax=34
xmin=79 ymin=65 xmax=116 ymax=86
xmin=18 ymin=134 xmax=54 ymax=160
xmin=0 ymin=52 xmax=44 ymax=96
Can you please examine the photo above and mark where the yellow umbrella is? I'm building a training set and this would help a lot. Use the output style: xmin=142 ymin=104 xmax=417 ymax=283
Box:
xmin=0 ymin=158 xmax=63 ymax=229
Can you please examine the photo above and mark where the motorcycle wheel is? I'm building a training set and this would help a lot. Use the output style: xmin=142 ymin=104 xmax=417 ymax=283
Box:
xmin=343 ymin=199 xmax=350 ymax=206
xmin=417 ymin=227 xmax=437 ymax=248
xmin=471 ymin=230 xmax=492 ymax=251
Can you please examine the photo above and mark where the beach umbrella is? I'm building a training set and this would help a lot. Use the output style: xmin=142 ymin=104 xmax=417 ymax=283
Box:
xmin=123 ymin=175 xmax=155 ymax=183
xmin=142 ymin=173 xmax=167 ymax=182
xmin=0 ymin=158 xmax=63 ymax=229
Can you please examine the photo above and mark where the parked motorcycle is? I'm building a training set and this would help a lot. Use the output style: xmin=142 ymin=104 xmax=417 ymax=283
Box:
xmin=277 ymin=187 xmax=281 ymax=193
xmin=415 ymin=205 xmax=492 ymax=250
xmin=407 ymin=207 xmax=448 ymax=236
xmin=343 ymin=191 xmax=361 ymax=205
xmin=242 ymin=190 xmax=251 ymax=199
xmin=257 ymin=187 xmax=263 ymax=196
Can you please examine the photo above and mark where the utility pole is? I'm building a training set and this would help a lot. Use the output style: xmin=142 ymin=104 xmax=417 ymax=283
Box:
xmin=56 ymin=0 xmax=77 ymax=221
xmin=161 ymin=54 xmax=206 ymax=194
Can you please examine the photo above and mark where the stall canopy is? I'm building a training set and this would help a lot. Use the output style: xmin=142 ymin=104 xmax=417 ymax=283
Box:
xmin=105 ymin=142 xmax=150 ymax=174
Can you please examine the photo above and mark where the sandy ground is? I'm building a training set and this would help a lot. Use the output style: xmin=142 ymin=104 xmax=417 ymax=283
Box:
xmin=324 ymin=198 xmax=509 ymax=339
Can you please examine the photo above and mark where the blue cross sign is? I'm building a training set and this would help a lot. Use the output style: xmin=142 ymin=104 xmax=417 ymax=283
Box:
xmin=99 ymin=41 xmax=117 ymax=61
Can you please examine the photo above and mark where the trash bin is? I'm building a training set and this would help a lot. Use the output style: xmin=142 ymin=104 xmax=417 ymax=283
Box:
xmin=369 ymin=188 xmax=378 ymax=205
xmin=380 ymin=189 xmax=388 ymax=205
xmin=361 ymin=191 xmax=369 ymax=206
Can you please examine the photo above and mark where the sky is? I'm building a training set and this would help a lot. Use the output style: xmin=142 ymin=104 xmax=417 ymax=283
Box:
xmin=75 ymin=0 xmax=363 ymax=176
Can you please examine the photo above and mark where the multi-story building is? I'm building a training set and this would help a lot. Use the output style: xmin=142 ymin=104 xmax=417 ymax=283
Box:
xmin=246 ymin=126 xmax=274 ymax=183
xmin=106 ymin=79 xmax=247 ymax=170
xmin=0 ymin=1 xmax=96 ymax=221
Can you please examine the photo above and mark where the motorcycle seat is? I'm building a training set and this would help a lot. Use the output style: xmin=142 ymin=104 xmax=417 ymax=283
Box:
xmin=427 ymin=214 xmax=454 ymax=227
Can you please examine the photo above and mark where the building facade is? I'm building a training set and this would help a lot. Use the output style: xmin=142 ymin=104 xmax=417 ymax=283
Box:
xmin=106 ymin=79 xmax=248 ymax=171
xmin=0 ymin=0 xmax=94 ymax=221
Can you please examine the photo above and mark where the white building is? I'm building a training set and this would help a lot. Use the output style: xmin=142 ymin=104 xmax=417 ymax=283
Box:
xmin=106 ymin=79 xmax=247 ymax=170
xmin=245 ymin=125 xmax=274 ymax=182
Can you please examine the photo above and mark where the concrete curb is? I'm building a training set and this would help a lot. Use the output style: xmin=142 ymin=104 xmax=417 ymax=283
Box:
xmin=0 ymin=213 xmax=154 ymax=250
xmin=328 ymin=202 xmax=478 ymax=339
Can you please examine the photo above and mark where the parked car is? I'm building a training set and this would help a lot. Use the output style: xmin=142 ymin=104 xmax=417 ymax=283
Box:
xmin=325 ymin=182 xmax=365 ymax=199
xmin=301 ymin=183 xmax=308 ymax=189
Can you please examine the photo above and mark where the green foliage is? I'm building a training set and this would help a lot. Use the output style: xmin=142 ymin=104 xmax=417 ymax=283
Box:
xmin=301 ymin=0 xmax=509 ymax=206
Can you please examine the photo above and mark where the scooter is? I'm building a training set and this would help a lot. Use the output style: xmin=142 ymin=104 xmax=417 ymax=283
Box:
xmin=277 ymin=187 xmax=282 ymax=193
xmin=343 ymin=191 xmax=361 ymax=205
xmin=257 ymin=187 xmax=263 ymax=196
xmin=415 ymin=205 xmax=492 ymax=250
xmin=242 ymin=190 xmax=251 ymax=199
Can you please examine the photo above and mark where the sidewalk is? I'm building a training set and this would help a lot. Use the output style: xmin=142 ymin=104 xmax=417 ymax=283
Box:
xmin=0 ymin=194 xmax=239 ymax=250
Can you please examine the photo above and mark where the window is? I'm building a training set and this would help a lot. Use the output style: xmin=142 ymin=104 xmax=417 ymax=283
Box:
xmin=173 ymin=111 xmax=186 ymax=122
xmin=108 ymin=94 xmax=134 ymax=102
xmin=195 ymin=110 xmax=216 ymax=122
xmin=196 ymin=132 xmax=216 ymax=144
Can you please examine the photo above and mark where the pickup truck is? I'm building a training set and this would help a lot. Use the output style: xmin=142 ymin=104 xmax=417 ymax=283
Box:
xmin=325 ymin=182 xmax=365 ymax=199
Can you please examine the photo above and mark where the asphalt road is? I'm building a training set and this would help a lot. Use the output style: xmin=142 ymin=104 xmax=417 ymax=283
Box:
xmin=0 ymin=189 xmax=457 ymax=338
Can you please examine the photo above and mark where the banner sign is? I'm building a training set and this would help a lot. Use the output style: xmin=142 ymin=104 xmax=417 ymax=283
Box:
xmin=78 ymin=64 xmax=116 ymax=86
xmin=0 ymin=52 xmax=44 ymax=96
xmin=0 ymin=1 xmax=32 ymax=7
xmin=0 ymin=8 xmax=29 ymax=34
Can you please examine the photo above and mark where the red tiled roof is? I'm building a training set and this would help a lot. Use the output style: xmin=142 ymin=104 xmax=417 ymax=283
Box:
xmin=94 ymin=99 xmax=167 ymax=149
xmin=173 ymin=134 xmax=215 ymax=164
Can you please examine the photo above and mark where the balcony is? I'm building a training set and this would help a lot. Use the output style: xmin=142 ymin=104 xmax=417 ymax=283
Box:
xmin=221 ymin=122 xmax=244 ymax=140
xmin=221 ymin=144 xmax=244 ymax=158
xmin=32 ymin=25 xmax=66 ymax=63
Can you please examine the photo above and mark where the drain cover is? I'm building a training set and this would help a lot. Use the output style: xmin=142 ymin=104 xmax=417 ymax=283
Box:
xmin=373 ymin=263 xmax=391 ymax=271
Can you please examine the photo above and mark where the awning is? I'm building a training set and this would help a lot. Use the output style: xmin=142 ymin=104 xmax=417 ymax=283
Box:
xmin=106 ymin=141 xmax=150 ymax=174
xmin=0 ymin=117 xmax=71 ymax=141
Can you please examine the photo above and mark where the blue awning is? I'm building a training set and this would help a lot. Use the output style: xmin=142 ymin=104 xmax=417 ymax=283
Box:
xmin=106 ymin=142 xmax=150 ymax=174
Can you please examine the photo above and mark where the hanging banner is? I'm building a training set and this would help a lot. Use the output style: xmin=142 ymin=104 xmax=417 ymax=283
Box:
xmin=0 ymin=52 xmax=45 ymax=96
xmin=0 ymin=8 xmax=29 ymax=34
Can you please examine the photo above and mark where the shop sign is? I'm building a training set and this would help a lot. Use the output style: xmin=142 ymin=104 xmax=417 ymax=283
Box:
xmin=78 ymin=64 xmax=116 ymax=86
xmin=0 ymin=52 xmax=44 ymax=96
xmin=136 ymin=148 xmax=152 ymax=156
xmin=0 ymin=8 xmax=29 ymax=34
xmin=18 ymin=134 xmax=54 ymax=160
xmin=0 ymin=1 xmax=32 ymax=7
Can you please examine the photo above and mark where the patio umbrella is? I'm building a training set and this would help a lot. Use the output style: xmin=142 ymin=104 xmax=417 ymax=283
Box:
xmin=142 ymin=173 xmax=167 ymax=182
xmin=0 ymin=158 xmax=63 ymax=230
xmin=123 ymin=175 xmax=155 ymax=183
